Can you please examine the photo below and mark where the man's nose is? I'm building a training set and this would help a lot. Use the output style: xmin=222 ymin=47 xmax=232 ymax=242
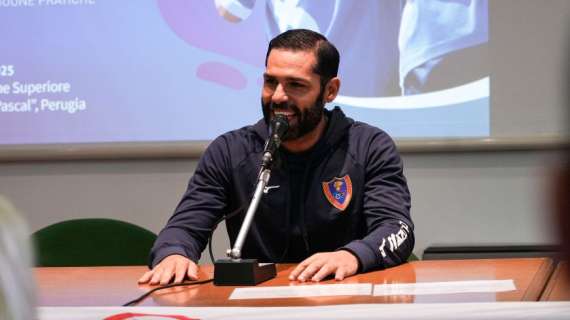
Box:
xmin=271 ymin=83 xmax=288 ymax=104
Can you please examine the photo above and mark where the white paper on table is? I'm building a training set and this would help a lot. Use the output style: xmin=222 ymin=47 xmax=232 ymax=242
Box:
xmin=229 ymin=283 xmax=373 ymax=300
xmin=373 ymin=279 xmax=516 ymax=296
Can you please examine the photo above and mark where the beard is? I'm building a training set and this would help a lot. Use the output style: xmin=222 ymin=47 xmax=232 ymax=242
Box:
xmin=262 ymin=91 xmax=326 ymax=141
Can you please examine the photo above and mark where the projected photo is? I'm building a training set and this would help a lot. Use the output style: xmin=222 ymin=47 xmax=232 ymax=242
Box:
xmin=0 ymin=0 xmax=489 ymax=145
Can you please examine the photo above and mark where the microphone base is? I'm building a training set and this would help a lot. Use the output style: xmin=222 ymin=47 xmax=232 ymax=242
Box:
xmin=213 ymin=258 xmax=277 ymax=286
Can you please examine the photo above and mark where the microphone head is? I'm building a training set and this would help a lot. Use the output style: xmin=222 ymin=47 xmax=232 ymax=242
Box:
xmin=270 ymin=114 xmax=289 ymax=139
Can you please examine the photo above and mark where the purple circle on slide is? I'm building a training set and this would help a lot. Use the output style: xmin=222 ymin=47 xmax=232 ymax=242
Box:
xmin=156 ymin=0 xmax=268 ymax=67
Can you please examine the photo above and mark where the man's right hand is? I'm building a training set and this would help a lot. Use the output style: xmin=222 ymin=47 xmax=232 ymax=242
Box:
xmin=137 ymin=254 xmax=198 ymax=285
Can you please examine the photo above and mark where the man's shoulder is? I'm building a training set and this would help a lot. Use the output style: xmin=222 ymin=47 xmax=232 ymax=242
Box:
xmin=339 ymin=120 xmax=401 ymax=168
xmin=348 ymin=120 xmax=395 ymax=146
xmin=216 ymin=125 xmax=253 ymax=142
xmin=212 ymin=119 xmax=263 ymax=143
xmin=327 ymin=107 xmax=396 ymax=153
xmin=329 ymin=107 xmax=391 ymax=140
xmin=205 ymin=120 xmax=265 ymax=161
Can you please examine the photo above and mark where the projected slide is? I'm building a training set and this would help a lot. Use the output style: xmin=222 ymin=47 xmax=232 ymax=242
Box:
xmin=0 ymin=0 xmax=489 ymax=145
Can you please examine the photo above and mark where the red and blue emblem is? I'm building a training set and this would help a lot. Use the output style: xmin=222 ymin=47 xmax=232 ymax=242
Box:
xmin=322 ymin=175 xmax=353 ymax=211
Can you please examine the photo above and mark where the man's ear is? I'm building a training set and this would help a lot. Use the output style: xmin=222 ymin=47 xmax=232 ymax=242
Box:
xmin=324 ymin=77 xmax=341 ymax=103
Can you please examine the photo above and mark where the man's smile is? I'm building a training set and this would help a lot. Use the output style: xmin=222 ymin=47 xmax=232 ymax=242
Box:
xmin=273 ymin=110 xmax=297 ymax=122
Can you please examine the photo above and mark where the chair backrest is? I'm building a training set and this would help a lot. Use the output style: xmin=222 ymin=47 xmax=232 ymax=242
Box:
xmin=33 ymin=218 xmax=157 ymax=267
xmin=407 ymin=252 xmax=419 ymax=262
xmin=422 ymin=244 xmax=561 ymax=262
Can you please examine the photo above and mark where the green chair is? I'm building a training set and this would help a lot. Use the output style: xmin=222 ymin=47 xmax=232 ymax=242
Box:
xmin=407 ymin=252 xmax=420 ymax=262
xmin=32 ymin=218 xmax=157 ymax=267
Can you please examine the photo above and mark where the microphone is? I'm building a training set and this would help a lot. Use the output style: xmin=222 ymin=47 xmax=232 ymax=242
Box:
xmin=270 ymin=114 xmax=289 ymax=140
xmin=262 ymin=114 xmax=289 ymax=167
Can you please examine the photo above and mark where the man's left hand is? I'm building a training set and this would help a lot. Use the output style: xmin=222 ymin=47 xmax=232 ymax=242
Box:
xmin=288 ymin=250 xmax=359 ymax=282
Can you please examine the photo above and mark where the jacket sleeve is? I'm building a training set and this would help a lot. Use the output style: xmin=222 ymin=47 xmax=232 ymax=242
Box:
xmin=341 ymin=131 xmax=414 ymax=272
xmin=149 ymin=136 xmax=232 ymax=267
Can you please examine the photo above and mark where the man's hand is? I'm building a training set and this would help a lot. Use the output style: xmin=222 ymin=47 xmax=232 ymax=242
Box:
xmin=138 ymin=254 xmax=198 ymax=285
xmin=288 ymin=250 xmax=359 ymax=282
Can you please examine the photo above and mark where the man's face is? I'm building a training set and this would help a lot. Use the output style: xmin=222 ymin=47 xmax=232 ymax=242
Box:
xmin=261 ymin=49 xmax=326 ymax=141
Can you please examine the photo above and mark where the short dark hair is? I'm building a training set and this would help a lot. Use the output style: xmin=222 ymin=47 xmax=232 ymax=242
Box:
xmin=265 ymin=29 xmax=340 ymax=87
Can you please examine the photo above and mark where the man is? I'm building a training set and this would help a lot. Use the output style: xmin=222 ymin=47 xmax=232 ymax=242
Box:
xmin=139 ymin=29 xmax=413 ymax=285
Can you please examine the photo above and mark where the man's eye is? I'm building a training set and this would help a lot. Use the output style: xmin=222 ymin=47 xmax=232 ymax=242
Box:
xmin=264 ymin=79 xmax=277 ymax=87
xmin=289 ymin=82 xmax=305 ymax=88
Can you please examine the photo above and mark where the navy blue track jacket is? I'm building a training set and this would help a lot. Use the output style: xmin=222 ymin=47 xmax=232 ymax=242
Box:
xmin=150 ymin=107 xmax=413 ymax=272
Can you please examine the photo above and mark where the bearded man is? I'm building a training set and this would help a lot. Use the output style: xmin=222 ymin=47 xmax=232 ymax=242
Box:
xmin=139 ymin=29 xmax=413 ymax=285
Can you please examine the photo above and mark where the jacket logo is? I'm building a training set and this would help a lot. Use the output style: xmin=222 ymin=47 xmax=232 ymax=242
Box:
xmin=322 ymin=175 xmax=352 ymax=211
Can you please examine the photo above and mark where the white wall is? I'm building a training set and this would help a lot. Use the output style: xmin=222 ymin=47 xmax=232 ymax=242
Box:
xmin=405 ymin=150 xmax=560 ymax=256
xmin=0 ymin=149 xmax=560 ymax=263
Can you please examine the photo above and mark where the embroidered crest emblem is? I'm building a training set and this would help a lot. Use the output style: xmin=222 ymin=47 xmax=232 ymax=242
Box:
xmin=322 ymin=175 xmax=353 ymax=211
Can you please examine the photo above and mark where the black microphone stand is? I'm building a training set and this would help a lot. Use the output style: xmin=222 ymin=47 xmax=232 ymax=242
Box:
xmin=213 ymin=117 xmax=288 ymax=286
